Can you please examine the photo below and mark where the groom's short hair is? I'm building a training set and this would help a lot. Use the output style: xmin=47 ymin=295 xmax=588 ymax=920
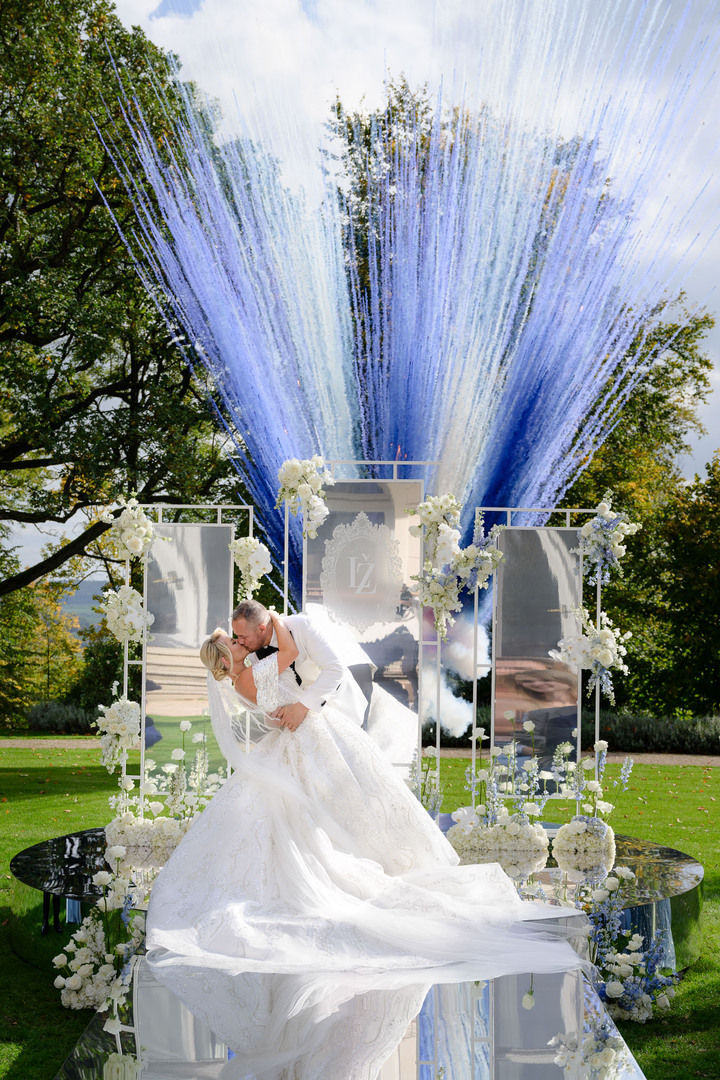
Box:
xmin=232 ymin=599 xmax=268 ymax=626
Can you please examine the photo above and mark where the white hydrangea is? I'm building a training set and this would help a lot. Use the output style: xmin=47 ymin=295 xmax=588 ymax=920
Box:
xmin=95 ymin=693 xmax=141 ymax=773
xmin=100 ymin=585 xmax=154 ymax=645
xmin=230 ymin=536 xmax=273 ymax=600
xmin=276 ymin=456 xmax=334 ymax=538
xmin=101 ymin=496 xmax=162 ymax=562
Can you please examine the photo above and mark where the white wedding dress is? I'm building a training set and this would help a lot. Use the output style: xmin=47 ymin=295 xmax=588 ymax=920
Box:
xmin=146 ymin=657 xmax=583 ymax=995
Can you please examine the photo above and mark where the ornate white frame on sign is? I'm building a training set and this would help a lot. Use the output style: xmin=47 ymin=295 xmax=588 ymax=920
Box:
xmin=319 ymin=511 xmax=403 ymax=632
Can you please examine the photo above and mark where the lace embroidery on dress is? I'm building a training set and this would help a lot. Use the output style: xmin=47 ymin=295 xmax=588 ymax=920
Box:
xmin=252 ymin=655 xmax=281 ymax=715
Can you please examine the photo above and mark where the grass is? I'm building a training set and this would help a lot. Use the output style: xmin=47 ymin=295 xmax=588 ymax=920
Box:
xmin=1 ymin=739 xmax=718 ymax=1079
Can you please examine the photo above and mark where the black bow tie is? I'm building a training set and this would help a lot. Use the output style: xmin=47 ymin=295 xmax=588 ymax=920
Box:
xmin=255 ymin=645 xmax=301 ymax=686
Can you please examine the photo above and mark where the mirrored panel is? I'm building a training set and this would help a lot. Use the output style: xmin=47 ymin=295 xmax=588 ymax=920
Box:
xmin=492 ymin=529 xmax=580 ymax=779
xmin=142 ymin=524 xmax=235 ymax=777
xmin=304 ymin=480 xmax=424 ymax=768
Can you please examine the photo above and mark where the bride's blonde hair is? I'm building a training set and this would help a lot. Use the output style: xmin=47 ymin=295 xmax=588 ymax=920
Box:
xmin=200 ymin=628 xmax=233 ymax=682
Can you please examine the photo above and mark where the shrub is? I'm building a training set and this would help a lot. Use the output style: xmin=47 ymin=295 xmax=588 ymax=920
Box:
xmin=425 ymin=708 xmax=720 ymax=755
xmin=27 ymin=701 xmax=96 ymax=735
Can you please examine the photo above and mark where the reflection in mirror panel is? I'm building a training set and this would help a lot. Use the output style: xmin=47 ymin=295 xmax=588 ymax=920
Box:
xmin=492 ymin=529 xmax=581 ymax=774
xmin=143 ymin=524 xmax=235 ymax=777
xmin=54 ymin=962 xmax=647 ymax=1079
xmin=304 ymin=481 xmax=424 ymax=769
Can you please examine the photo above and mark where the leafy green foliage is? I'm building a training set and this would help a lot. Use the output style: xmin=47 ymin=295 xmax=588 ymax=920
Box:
xmin=0 ymin=0 xmax=242 ymax=596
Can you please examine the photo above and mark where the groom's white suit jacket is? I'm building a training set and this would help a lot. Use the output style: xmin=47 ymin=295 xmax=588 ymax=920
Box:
xmin=270 ymin=613 xmax=368 ymax=722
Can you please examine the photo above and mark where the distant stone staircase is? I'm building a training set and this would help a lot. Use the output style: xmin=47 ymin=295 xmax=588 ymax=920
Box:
xmin=145 ymin=646 xmax=208 ymax=717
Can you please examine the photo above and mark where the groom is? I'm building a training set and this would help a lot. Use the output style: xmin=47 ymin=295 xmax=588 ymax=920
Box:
xmin=231 ymin=599 xmax=367 ymax=731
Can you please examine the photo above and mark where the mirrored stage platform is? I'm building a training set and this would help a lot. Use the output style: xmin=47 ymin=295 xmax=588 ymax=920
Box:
xmin=54 ymin=959 xmax=645 ymax=1079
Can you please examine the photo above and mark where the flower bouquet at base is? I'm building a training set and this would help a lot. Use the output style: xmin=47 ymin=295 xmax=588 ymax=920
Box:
xmin=447 ymin=807 xmax=549 ymax=877
xmin=103 ymin=1053 xmax=141 ymax=1080
xmin=552 ymin=816 xmax=616 ymax=869
xmin=105 ymin=812 xmax=193 ymax=876
xmin=52 ymin=876 xmax=145 ymax=1017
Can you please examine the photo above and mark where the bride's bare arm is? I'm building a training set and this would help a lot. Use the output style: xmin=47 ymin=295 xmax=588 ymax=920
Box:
xmin=271 ymin=611 xmax=299 ymax=673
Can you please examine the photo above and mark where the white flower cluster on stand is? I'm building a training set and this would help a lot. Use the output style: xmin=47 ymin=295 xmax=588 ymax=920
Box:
xmin=276 ymin=456 xmax=334 ymax=538
xmin=408 ymin=496 xmax=503 ymax=640
xmin=573 ymin=491 xmax=641 ymax=586
xmin=230 ymin=536 xmax=272 ymax=600
xmin=100 ymin=585 xmax=154 ymax=645
xmin=52 ymin=884 xmax=145 ymax=1018
xmin=550 ymin=608 xmax=630 ymax=703
xmin=95 ymin=688 xmax=141 ymax=773
xmin=101 ymin=496 xmax=160 ymax=561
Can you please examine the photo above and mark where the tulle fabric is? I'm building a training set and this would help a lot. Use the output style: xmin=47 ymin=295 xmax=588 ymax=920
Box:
xmin=147 ymin=659 xmax=584 ymax=987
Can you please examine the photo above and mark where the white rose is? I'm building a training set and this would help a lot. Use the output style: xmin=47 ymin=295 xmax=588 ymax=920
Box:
xmin=522 ymin=721 xmax=535 ymax=733
xmin=65 ymin=974 xmax=83 ymax=991
xmin=582 ymin=758 xmax=595 ymax=771
xmin=594 ymin=740 xmax=608 ymax=752
xmin=171 ymin=748 xmax=185 ymax=760
xmin=52 ymin=953 xmax=68 ymax=967
xmin=656 ymin=993 xmax=670 ymax=1010
xmin=604 ymin=877 xmax=620 ymax=891
xmin=179 ymin=720 xmax=192 ymax=732
xmin=106 ymin=846 xmax=126 ymax=860
xmin=53 ymin=975 xmax=66 ymax=989
xmin=592 ymin=888 xmax=610 ymax=902
xmin=604 ymin=979 xmax=625 ymax=999
xmin=585 ymin=780 xmax=601 ymax=793
xmin=521 ymin=992 xmax=535 ymax=1010
xmin=92 ymin=871 xmax=113 ymax=887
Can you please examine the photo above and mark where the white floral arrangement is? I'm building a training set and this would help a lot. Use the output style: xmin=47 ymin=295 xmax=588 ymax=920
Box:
xmin=552 ymin=818 xmax=616 ymax=867
xmin=100 ymin=585 xmax=154 ymax=645
xmin=104 ymin=724 xmax=224 ymax=877
xmin=579 ymin=867 xmax=679 ymax=1023
xmin=52 ymin=878 xmax=144 ymax=1021
xmin=276 ymin=456 xmax=334 ymax=538
xmin=95 ymin=688 xmax=141 ymax=773
xmin=105 ymin=812 xmax=193 ymax=872
xmin=230 ymin=536 xmax=272 ymax=600
xmin=549 ymin=608 xmax=630 ymax=703
xmin=574 ymin=491 xmax=641 ymax=586
xmin=549 ymin=1018 xmax=630 ymax=1080
xmin=102 ymin=1054 xmax=141 ymax=1080
xmin=408 ymin=497 xmax=503 ymax=640
xmin=553 ymin=843 xmax=617 ymax=879
xmin=407 ymin=747 xmax=444 ymax=813
xmin=447 ymin=807 xmax=549 ymax=873
xmin=101 ymin=495 xmax=161 ymax=561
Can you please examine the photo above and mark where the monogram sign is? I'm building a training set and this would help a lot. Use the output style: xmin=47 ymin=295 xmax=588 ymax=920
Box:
xmin=320 ymin=512 xmax=403 ymax=632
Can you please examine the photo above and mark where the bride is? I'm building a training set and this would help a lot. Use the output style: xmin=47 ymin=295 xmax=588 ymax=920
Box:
xmin=145 ymin=610 xmax=584 ymax=990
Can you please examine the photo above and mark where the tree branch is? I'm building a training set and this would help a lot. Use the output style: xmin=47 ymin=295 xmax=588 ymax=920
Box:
xmin=0 ymin=519 xmax=112 ymax=596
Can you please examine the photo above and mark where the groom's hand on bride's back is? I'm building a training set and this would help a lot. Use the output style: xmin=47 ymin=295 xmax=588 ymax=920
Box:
xmin=271 ymin=702 xmax=308 ymax=731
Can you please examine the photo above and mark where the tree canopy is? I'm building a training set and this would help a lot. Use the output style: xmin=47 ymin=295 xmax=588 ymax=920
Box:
xmin=0 ymin=0 xmax=241 ymax=596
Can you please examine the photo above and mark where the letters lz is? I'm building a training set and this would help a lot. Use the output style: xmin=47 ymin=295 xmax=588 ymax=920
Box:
xmin=348 ymin=552 xmax=376 ymax=594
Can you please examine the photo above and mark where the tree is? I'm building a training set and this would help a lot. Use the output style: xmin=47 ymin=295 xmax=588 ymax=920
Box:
xmin=561 ymin=299 xmax=718 ymax=714
xmin=0 ymin=0 xmax=242 ymax=596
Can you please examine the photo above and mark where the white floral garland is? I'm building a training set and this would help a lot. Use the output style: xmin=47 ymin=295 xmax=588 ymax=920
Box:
xmin=574 ymin=491 xmax=641 ymax=586
xmin=100 ymin=584 xmax=154 ymax=645
xmin=549 ymin=607 xmax=630 ymax=703
xmin=95 ymin=689 xmax=141 ymax=773
xmin=101 ymin=496 xmax=161 ymax=561
xmin=408 ymin=496 xmax=503 ymax=640
xmin=276 ymin=456 xmax=334 ymax=538
xmin=230 ymin=536 xmax=272 ymax=600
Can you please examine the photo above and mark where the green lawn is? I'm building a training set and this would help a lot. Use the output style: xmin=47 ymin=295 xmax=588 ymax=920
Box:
xmin=1 ymin=742 xmax=718 ymax=1079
